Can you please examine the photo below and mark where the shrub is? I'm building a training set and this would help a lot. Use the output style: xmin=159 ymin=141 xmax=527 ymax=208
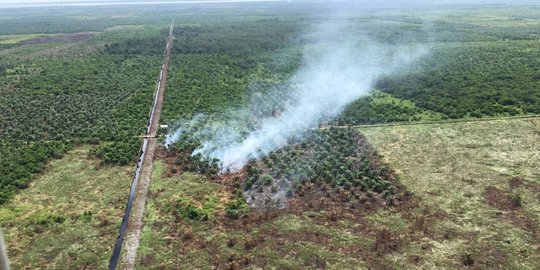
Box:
xmin=225 ymin=196 xmax=250 ymax=219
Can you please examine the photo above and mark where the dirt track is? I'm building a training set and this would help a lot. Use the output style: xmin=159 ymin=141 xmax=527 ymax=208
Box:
xmin=113 ymin=21 xmax=174 ymax=270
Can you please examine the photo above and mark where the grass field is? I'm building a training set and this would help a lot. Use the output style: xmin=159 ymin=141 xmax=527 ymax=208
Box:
xmin=361 ymin=118 xmax=540 ymax=269
xmin=0 ymin=34 xmax=43 ymax=45
xmin=0 ymin=146 xmax=133 ymax=269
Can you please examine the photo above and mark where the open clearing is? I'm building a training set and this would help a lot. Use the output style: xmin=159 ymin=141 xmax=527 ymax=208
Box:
xmin=116 ymin=21 xmax=174 ymax=270
xmin=0 ymin=34 xmax=43 ymax=45
xmin=136 ymin=118 xmax=539 ymax=269
xmin=361 ymin=117 xmax=540 ymax=269
xmin=0 ymin=146 xmax=132 ymax=269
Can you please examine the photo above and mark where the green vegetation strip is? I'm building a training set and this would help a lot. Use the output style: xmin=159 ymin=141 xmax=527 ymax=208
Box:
xmin=0 ymin=34 xmax=42 ymax=44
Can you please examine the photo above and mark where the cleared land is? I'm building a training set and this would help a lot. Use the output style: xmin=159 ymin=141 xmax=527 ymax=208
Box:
xmin=0 ymin=34 xmax=42 ymax=45
xmin=361 ymin=118 xmax=540 ymax=269
xmin=136 ymin=118 xmax=539 ymax=269
xmin=0 ymin=146 xmax=132 ymax=269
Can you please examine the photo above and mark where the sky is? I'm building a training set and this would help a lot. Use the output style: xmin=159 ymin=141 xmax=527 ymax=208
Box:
xmin=2 ymin=0 xmax=539 ymax=5
xmin=0 ymin=0 xmax=286 ymax=8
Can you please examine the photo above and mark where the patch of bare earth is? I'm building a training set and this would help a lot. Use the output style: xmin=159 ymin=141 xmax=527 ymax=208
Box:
xmin=484 ymin=179 xmax=540 ymax=240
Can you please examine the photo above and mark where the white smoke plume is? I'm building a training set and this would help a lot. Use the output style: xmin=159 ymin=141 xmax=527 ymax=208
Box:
xmin=164 ymin=113 xmax=205 ymax=148
xmin=166 ymin=10 xmax=429 ymax=171
xmin=192 ymin=29 xmax=426 ymax=170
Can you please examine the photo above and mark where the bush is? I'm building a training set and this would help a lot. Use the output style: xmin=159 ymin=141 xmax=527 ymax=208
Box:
xmin=31 ymin=214 xmax=66 ymax=226
xmin=225 ymin=196 xmax=250 ymax=219
xmin=0 ymin=141 xmax=72 ymax=204
xmin=239 ymin=129 xmax=397 ymax=197
xmin=89 ymin=138 xmax=141 ymax=165
xmin=165 ymin=197 xmax=216 ymax=221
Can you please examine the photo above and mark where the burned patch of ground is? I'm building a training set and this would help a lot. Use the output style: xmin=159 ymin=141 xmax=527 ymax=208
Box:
xmin=143 ymin=127 xmax=437 ymax=269
xmin=484 ymin=186 xmax=521 ymax=211
xmin=161 ymin=128 xmax=400 ymax=212
xmin=140 ymin=115 xmax=540 ymax=269
xmin=155 ymin=146 xmax=184 ymax=178
xmin=484 ymin=184 xmax=540 ymax=240
xmin=147 ymin=144 xmax=444 ymax=270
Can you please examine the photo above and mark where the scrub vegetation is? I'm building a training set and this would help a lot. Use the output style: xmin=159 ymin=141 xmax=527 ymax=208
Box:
xmin=142 ymin=4 xmax=539 ymax=269
xmin=0 ymin=146 xmax=133 ymax=269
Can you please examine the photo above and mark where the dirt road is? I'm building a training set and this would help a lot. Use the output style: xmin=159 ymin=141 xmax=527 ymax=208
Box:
xmin=109 ymin=21 xmax=174 ymax=270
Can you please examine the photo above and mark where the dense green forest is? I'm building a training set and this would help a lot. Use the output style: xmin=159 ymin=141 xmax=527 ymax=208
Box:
xmin=0 ymin=142 xmax=71 ymax=203
xmin=161 ymin=21 xmax=302 ymax=123
xmin=373 ymin=42 xmax=540 ymax=119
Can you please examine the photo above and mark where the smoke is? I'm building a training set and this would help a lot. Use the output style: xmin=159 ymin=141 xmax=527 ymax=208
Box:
xmin=196 ymin=30 xmax=426 ymax=170
xmin=166 ymin=11 xmax=428 ymax=171
xmin=164 ymin=128 xmax=184 ymax=148
xmin=164 ymin=113 xmax=205 ymax=148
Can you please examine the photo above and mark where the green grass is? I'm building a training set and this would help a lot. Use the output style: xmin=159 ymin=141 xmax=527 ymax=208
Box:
xmin=137 ymin=161 xmax=224 ymax=268
xmin=371 ymin=91 xmax=445 ymax=121
xmin=361 ymin=118 xmax=540 ymax=269
xmin=366 ymin=210 xmax=411 ymax=233
xmin=0 ymin=34 xmax=42 ymax=44
xmin=0 ymin=146 xmax=133 ymax=269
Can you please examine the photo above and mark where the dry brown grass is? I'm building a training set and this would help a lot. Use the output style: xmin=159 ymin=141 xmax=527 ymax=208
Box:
xmin=361 ymin=118 xmax=540 ymax=269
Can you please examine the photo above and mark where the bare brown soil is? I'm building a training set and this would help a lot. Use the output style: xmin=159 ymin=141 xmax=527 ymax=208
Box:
xmin=154 ymin=187 xmax=438 ymax=269
xmin=484 ymin=186 xmax=520 ymax=211
xmin=155 ymin=146 xmax=184 ymax=178
xmin=484 ymin=182 xmax=539 ymax=240
xmin=508 ymin=176 xmax=525 ymax=189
